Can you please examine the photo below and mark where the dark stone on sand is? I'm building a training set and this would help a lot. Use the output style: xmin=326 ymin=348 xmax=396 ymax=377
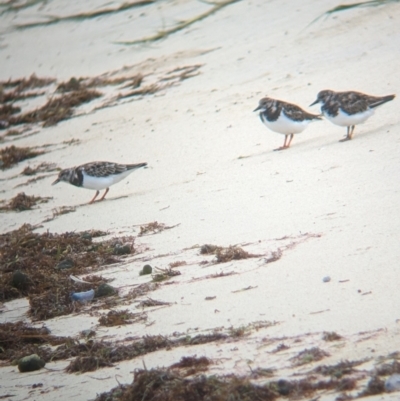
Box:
xmin=139 ymin=264 xmax=152 ymax=275
xmin=18 ymin=354 xmax=45 ymax=372
xmin=95 ymin=283 xmax=116 ymax=298
xmin=56 ymin=258 xmax=74 ymax=270
xmin=12 ymin=270 xmax=30 ymax=290
xmin=113 ymin=243 xmax=131 ymax=255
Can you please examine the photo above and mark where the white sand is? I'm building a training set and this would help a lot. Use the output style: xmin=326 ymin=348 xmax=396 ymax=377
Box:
xmin=1 ymin=0 xmax=400 ymax=399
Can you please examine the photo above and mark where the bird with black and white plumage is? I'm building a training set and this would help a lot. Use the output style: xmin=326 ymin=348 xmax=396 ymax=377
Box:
xmin=52 ymin=161 xmax=147 ymax=204
xmin=254 ymin=96 xmax=322 ymax=151
xmin=310 ymin=90 xmax=395 ymax=141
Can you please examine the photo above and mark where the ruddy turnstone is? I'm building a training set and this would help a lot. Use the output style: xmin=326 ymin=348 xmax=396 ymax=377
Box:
xmin=310 ymin=90 xmax=395 ymax=141
xmin=254 ymin=97 xmax=322 ymax=151
xmin=52 ymin=161 xmax=147 ymax=204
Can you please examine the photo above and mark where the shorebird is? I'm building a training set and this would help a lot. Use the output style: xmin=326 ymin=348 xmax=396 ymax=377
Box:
xmin=52 ymin=161 xmax=147 ymax=204
xmin=310 ymin=90 xmax=395 ymax=141
xmin=254 ymin=96 xmax=322 ymax=150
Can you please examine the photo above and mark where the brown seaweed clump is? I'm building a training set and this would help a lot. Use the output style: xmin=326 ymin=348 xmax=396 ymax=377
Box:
xmin=0 ymin=321 xmax=67 ymax=362
xmin=0 ymin=224 xmax=134 ymax=320
xmin=290 ymin=347 xmax=330 ymax=366
xmin=200 ymin=244 xmax=259 ymax=263
xmin=0 ymin=145 xmax=45 ymax=169
xmin=94 ymin=368 xmax=277 ymax=401
xmin=9 ymin=88 xmax=102 ymax=127
xmin=98 ymin=310 xmax=147 ymax=327
xmin=0 ymin=192 xmax=51 ymax=211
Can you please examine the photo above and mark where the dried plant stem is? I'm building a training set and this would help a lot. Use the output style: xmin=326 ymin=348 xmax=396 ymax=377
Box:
xmin=118 ymin=0 xmax=242 ymax=45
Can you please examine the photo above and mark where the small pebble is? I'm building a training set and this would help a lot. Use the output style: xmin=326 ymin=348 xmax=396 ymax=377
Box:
xmin=113 ymin=243 xmax=131 ymax=255
xmin=95 ymin=283 xmax=116 ymax=298
xmin=139 ymin=264 xmax=152 ymax=275
xmin=56 ymin=258 xmax=74 ymax=270
xmin=12 ymin=270 xmax=30 ymax=290
xmin=385 ymin=374 xmax=400 ymax=392
xmin=18 ymin=354 xmax=45 ymax=373
xmin=322 ymin=276 xmax=331 ymax=283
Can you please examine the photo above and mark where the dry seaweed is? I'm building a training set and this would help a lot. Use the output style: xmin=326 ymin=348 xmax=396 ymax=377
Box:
xmin=126 ymin=282 xmax=159 ymax=300
xmin=0 ymin=321 xmax=68 ymax=361
xmin=65 ymin=332 xmax=229 ymax=373
xmin=138 ymin=297 xmax=172 ymax=308
xmin=312 ymin=360 xmax=365 ymax=379
xmin=169 ymin=356 xmax=211 ymax=376
xmin=322 ymin=331 xmax=343 ymax=341
xmin=274 ymin=377 xmax=356 ymax=397
xmin=310 ymin=0 xmax=400 ymax=25
xmin=0 ymin=224 xmax=132 ymax=320
xmin=95 ymin=368 xmax=276 ymax=401
xmin=21 ymin=162 xmax=58 ymax=175
xmin=15 ymin=1 xmax=155 ymax=29
xmin=200 ymin=244 xmax=259 ymax=263
xmin=152 ymin=266 xmax=181 ymax=282
xmin=98 ymin=310 xmax=147 ymax=327
xmin=9 ymin=88 xmax=101 ymax=127
xmin=0 ymin=74 xmax=55 ymax=92
xmin=0 ymin=145 xmax=44 ymax=169
xmin=0 ymin=192 xmax=51 ymax=211
xmin=291 ymin=347 xmax=330 ymax=366
xmin=358 ymin=376 xmax=385 ymax=396
xmin=117 ymin=0 xmax=243 ymax=45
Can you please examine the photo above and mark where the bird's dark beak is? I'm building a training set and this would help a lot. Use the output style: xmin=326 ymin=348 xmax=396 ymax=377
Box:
xmin=52 ymin=177 xmax=60 ymax=185
xmin=253 ymin=105 xmax=261 ymax=112
xmin=310 ymin=99 xmax=319 ymax=107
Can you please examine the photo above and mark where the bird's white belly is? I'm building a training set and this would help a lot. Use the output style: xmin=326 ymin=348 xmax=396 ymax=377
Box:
xmin=261 ymin=113 xmax=309 ymax=135
xmin=82 ymin=170 xmax=132 ymax=190
xmin=324 ymin=108 xmax=374 ymax=127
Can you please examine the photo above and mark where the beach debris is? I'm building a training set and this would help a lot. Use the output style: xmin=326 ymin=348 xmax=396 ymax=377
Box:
xmin=94 ymin=367 xmax=276 ymax=401
xmin=0 ymin=145 xmax=45 ymax=169
xmin=0 ymin=224 xmax=131 ymax=320
xmin=98 ymin=310 xmax=147 ymax=327
xmin=385 ymin=374 xmax=400 ymax=392
xmin=21 ymin=162 xmax=58 ymax=176
xmin=291 ymin=347 xmax=330 ymax=366
xmin=117 ymin=0 xmax=242 ymax=44
xmin=56 ymin=258 xmax=74 ymax=270
xmin=0 ymin=192 xmax=51 ymax=211
xmin=322 ymin=331 xmax=343 ymax=342
xmin=11 ymin=270 xmax=30 ymax=291
xmin=69 ymin=275 xmax=92 ymax=284
xmin=359 ymin=376 xmax=385 ymax=396
xmin=169 ymin=356 xmax=211 ymax=377
xmin=18 ymin=354 xmax=45 ymax=372
xmin=71 ymin=289 xmax=95 ymax=303
xmin=312 ymin=360 xmax=365 ymax=379
xmin=112 ymin=242 xmax=132 ymax=255
xmin=139 ymin=221 xmax=167 ymax=236
xmin=126 ymin=282 xmax=158 ymax=299
xmin=152 ymin=266 xmax=181 ymax=282
xmin=139 ymin=264 xmax=152 ymax=275
xmin=95 ymin=283 xmax=117 ymax=298
xmin=200 ymin=243 xmax=259 ymax=263
xmin=138 ymin=297 xmax=172 ymax=308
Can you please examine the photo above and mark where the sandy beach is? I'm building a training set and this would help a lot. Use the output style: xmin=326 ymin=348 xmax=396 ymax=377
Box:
xmin=1 ymin=0 xmax=400 ymax=399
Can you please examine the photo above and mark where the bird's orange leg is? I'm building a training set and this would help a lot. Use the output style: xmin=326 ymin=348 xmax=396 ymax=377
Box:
xmin=99 ymin=187 xmax=109 ymax=201
xmin=286 ymin=133 xmax=294 ymax=148
xmin=349 ymin=125 xmax=355 ymax=139
xmin=89 ymin=190 xmax=100 ymax=204
xmin=274 ymin=134 xmax=289 ymax=151
xmin=340 ymin=126 xmax=352 ymax=142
